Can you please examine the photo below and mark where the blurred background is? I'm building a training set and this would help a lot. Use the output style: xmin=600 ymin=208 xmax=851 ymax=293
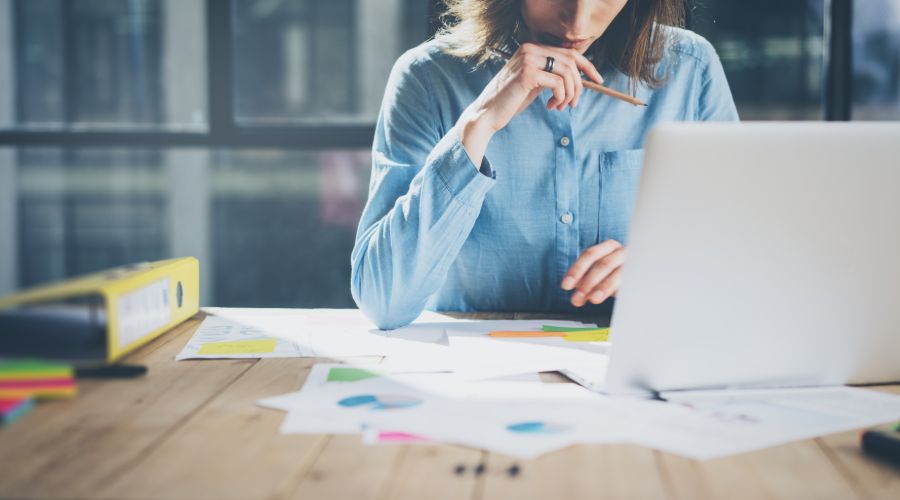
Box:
xmin=0 ymin=0 xmax=897 ymax=307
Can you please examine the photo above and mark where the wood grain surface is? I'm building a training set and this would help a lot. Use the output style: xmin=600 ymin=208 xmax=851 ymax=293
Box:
xmin=1 ymin=313 xmax=898 ymax=500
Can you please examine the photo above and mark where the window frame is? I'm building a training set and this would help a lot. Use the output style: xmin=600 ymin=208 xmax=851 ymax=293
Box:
xmin=0 ymin=0 xmax=854 ymax=151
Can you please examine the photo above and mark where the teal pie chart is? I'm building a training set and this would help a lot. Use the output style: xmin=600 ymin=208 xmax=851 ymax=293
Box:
xmin=338 ymin=394 xmax=423 ymax=410
xmin=506 ymin=421 xmax=571 ymax=434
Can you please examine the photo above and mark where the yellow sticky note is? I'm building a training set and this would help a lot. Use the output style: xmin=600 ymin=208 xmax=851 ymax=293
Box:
xmin=198 ymin=338 xmax=278 ymax=355
xmin=563 ymin=330 xmax=610 ymax=342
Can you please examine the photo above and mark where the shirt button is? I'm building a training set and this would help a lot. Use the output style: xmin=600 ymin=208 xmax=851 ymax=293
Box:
xmin=559 ymin=136 xmax=570 ymax=147
xmin=560 ymin=212 xmax=574 ymax=224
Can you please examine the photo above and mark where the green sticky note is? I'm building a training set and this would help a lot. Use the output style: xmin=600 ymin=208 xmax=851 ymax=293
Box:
xmin=327 ymin=367 xmax=380 ymax=382
xmin=0 ymin=360 xmax=72 ymax=374
xmin=0 ymin=360 xmax=73 ymax=380
xmin=542 ymin=325 xmax=607 ymax=333
xmin=197 ymin=338 xmax=278 ymax=355
xmin=563 ymin=330 xmax=610 ymax=342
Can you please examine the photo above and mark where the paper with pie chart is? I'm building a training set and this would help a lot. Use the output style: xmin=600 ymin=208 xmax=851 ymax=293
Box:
xmin=260 ymin=362 xmax=900 ymax=460
xmin=267 ymin=364 xmax=654 ymax=458
xmin=272 ymin=364 xmax=472 ymax=436
xmin=360 ymin=380 xmax=659 ymax=459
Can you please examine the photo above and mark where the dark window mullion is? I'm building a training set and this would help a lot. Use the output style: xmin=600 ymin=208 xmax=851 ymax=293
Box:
xmin=0 ymin=126 xmax=375 ymax=149
xmin=62 ymin=0 xmax=76 ymax=124
xmin=206 ymin=0 xmax=235 ymax=135
xmin=825 ymin=0 xmax=853 ymax=121
xmin=349 ymin=1 xmax=358 ymax=114
xmin=309 ymin=1 xmax=318 ymax=116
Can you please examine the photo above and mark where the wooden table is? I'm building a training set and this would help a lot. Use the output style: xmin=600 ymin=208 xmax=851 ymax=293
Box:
xmin=2 ymin=313 xmax=899 ymax=500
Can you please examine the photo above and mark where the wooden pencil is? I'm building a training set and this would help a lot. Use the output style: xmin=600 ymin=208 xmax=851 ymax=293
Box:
xmin=580 ymin=79 xmax=647 ymax=107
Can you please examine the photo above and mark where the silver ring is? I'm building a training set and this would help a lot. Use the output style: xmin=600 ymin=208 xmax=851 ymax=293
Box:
xmin=544 ymin=56 xmax=555 ymax=73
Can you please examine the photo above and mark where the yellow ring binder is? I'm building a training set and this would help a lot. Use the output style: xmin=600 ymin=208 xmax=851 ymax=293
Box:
xmin=0 ymin=257 xmax=200 ymax=363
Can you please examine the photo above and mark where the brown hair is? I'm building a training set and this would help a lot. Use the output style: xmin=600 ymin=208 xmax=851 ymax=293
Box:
xmin=437 ymin=0 xmax=686 ymax=92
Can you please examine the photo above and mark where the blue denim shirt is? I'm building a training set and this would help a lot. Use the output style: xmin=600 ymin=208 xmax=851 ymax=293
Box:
xmin=351 ymin=28 xmax=739 ymax=329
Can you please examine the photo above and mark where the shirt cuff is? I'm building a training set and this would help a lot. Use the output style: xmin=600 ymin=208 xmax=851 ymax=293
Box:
xmin=428 ymin=127 xmax=496 ymax=208
xmin=478 ymin=157 xmax=496 ymax=179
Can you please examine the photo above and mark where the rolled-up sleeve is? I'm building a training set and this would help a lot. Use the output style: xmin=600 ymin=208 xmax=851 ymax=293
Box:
xmin=350 ymin=52 xmax=496 ymax=329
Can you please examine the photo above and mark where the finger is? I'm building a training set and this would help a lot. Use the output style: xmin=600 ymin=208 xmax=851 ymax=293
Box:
xmin=534 ymin=69 xmax=566 ymax=110
xmin=554 ymin=57 xmax=581 ymax=109
xmin=545 ymin=46 xmax=605 ymax=86
xmin=555 ymin=59 xmax=575 ymax=110
xmin=526 ymin=49 xmax=578 ymax=111
xmin=529 ymin=43 xmax=603 ymax=85
xmin=570 ymin=248 xmax=626 ymax=307
xmin=561 ymin=240 xmax=622 ymax=290
xmin=577 ymin=52 xmax=605 ymax=86
xmin=587 ymin=267 xmax=622 ymax=305
xmin=572 ymin=65 xmax=584 ymax=108
xmin=530 ymin=52 xmax=574 ymax=111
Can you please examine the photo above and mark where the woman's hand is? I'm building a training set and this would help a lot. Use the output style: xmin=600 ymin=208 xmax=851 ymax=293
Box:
xmin=561 ymin=240 xmax=625 ymax=307
xmin=457 ymin=43 xmax=604 ymax=166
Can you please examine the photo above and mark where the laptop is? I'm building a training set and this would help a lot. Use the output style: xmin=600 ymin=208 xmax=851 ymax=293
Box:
xmin=568 ymin=122 xmax=900 ymax=395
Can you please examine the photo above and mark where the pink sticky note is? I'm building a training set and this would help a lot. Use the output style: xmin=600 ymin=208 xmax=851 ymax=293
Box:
xmin=377 ymin=431 xmax=430 ymax=443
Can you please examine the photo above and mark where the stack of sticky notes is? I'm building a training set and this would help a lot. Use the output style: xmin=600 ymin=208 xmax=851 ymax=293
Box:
xmin=0 ymin=360 xmax=77 ymax=426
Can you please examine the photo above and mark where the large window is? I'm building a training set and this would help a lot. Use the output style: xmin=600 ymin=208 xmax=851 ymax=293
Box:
xmin=232 ymin=0 xmax=432 ymax=123
xmin=8 ymin=146 xmax=368 ymax=307
xmin=5 ymin=0 xmax=206 ymax=130
xmin=689 ymin=0 xmax=826 ymax=120
xmin=853 ymin=0 xmax=900 ymax=119
xmin=0 ymin=0 xmax=427 ymax=305
xmin=0 ymin=0 xmax=897 ymax=306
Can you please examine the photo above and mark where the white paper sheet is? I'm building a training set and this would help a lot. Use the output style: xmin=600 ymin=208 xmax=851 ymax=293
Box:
xmin=634 ymin=386 xmax=900 ymax=460
xmin=264 ymin=364 xmax=644 ymax=458
xmin=178 ymin=309 xmax=610 ymax=382
xmin=369 ymin=381 xmax=648 ymax=459
xmin=273 ymin=365 xmax=475 ymax=435
xmin=559 ymin=364 xmax=609 ymax=392
xmin=256 ymin=367 xmax=542 ymax=412
xmin=374 ymin=320 xmax=610 ymax=380
xmin=440 ymin=334 xmax=608 ymax=379
xmin=174 ymin=315 xmax=311 ymax=360
xmin=257 ymin=363 xmax=461 ymax=411
xmin=176 ymin=309 xmax=461 ymax=360
xmin=260 ymin=363 xmax=900 ymax=460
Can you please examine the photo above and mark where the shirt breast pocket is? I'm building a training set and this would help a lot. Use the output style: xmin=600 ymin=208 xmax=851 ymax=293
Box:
xmin=598 ymin=149 xmax=645 ymax=245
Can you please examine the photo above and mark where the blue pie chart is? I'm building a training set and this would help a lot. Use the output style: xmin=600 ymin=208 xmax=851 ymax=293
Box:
xmin=338 ymin=394 xmax=423 ymax=410
xmin=506 ymin=421 xmax=571 ymax=434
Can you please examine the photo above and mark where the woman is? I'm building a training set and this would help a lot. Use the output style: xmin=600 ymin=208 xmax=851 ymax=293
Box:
xmin=351 ymin=0 xmax=738 ymax=329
